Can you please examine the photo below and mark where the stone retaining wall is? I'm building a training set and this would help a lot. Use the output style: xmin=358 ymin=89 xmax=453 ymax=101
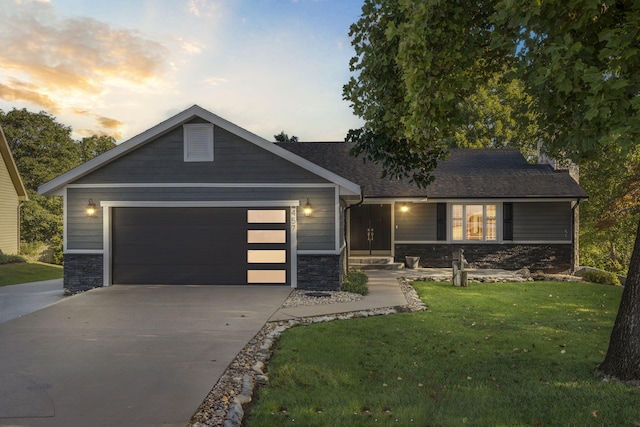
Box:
xmin=395 ymin=243 xmax=572 ymax=273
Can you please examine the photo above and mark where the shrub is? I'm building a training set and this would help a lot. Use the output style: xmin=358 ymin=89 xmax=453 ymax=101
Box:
xmin=583 ymin=269 xmax=621 ymax=286
xmin=0 ymin=253 xmax=26 ymax=264
xmin=19 ymin=240 xmax=62 ymax=265
xmin=342 ymin=269 xmax=369 ymax=295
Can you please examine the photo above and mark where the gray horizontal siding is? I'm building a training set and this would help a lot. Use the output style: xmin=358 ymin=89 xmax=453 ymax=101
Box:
xmin=513 ymin=202 xmax=572 ymax=241
xmin=66 ymin=186 xmax=336 ymax=251
xmin=75 ymin=124 xmax=330 ymax=184
xmin=394 ymin=203 xmax=437 ymax=241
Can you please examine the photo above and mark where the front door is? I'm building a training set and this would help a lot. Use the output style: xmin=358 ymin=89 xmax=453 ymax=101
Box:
xmin=349 ymin=204 xmax=392 ymax=255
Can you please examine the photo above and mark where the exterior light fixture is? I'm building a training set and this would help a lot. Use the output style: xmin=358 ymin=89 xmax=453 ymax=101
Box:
xmin=303 ymin=199 xmax=313 ymax=217
xmin=400 ymin=203 xmax=409 ymax=213
xmin=86 ymin=199 xmax=97 ymax=217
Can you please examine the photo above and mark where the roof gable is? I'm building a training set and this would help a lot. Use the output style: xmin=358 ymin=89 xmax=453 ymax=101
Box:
xmin=0 ymin=126 xmax=28 ymax=200
xmin=38 ymin=105 xmax=360 ymax=196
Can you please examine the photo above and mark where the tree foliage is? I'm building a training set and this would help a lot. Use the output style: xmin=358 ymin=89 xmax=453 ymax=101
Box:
xmin=495 ymin=0 xmax=640 ymax=162
xmin=78 ymin=135 xmax=116 ymax=163
xmin=274 ymin=131 xmax=299 ymax=143
xmin=345 ymin=0 xmax=640 ymax=381
xmin=452 ymin=72 xmax=540 ymax=160
xmin=344 ymin=0 xmax=512 ymax=187
xmin=580 ymin=148 xmax=640 ymax=274
xmin=0 ymin=108 xmax=116 ymax=245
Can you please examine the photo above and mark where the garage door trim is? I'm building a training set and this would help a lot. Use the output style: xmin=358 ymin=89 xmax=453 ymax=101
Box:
xmin=100 ymin=200 xmax=300 ymax=287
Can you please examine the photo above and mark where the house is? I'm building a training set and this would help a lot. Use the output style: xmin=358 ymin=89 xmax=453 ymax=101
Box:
xmin=0 ymin=126 xmax=28 ymax=255
xmin=38 ymin=105 xmax=587 ymax=293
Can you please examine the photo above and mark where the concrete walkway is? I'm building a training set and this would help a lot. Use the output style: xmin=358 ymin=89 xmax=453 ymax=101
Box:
xmin=268 ymin=267 xmax=523 ymax=322
xmin=270 ymin=270 xmax=409 ymax=321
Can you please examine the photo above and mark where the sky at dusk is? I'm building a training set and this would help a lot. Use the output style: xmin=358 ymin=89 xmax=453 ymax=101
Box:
xmin=0 ymin=0 xmax=365 ymax=143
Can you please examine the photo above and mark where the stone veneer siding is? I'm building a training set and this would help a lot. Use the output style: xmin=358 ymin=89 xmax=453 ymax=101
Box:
xmin=296 ymin=252 xmax=344 ymax=290
xmin=64 ymin=253 xmax=103 ymax=293
xmin=395 ymin=243 xmax=573 ymax=273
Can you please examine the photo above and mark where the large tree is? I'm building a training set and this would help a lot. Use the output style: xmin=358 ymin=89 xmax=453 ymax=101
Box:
xmin=344 ymin=0 xmax=640 ymax=381
xmin=0 ymin=109 xmax=116 ymax=245
xmin=0 ymin=109 xmax=80 ymax=243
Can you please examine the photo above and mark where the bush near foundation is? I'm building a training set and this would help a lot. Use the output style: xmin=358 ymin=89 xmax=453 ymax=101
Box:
xmin=0 ymin=252 xmax=26 ymax=264
xmin=342 ymin=269 xmax=369 ymax=295
xmin=583 ymin=269 xmax=621 ymax=286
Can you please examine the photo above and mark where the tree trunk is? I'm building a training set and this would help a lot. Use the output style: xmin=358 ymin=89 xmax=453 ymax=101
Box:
xmin=597 ymin=219 xmax=640 ymax=382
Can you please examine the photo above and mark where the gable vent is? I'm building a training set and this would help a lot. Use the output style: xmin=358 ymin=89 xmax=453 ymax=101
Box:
xmin=184 ymin=123 xmax=214 ymax=162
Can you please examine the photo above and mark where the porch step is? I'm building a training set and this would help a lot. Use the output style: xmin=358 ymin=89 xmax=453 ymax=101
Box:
xmin=348 ymin=256 xmax=405 ymax=270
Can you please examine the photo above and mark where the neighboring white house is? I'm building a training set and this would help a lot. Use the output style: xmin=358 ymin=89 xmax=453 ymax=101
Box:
xmin=0 ymin=126 xmax=28 ymax=254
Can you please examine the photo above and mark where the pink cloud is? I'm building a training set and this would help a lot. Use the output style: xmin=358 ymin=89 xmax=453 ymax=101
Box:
xmin=0 ymin=1 xmax=169 ymax=115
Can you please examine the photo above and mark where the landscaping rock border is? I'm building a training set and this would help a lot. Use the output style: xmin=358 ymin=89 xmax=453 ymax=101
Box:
xmin=188 ymin=280 xmax=426 ymax=427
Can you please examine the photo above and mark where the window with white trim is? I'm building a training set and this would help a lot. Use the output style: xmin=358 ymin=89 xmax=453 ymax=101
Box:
xmin=184 ymin=123 xmax=214 ymax=162
xmin=452 ymin=204 xmax=497 ymax=241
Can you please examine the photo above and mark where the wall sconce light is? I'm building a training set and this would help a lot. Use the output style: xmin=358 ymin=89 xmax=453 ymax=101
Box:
xmin=400 ymin=203 xmax=409 ymax=213
xmin=303 ymin=199 xmax=313 ymax=217
xmin=86 ymin=199 xmax=97 ymax=217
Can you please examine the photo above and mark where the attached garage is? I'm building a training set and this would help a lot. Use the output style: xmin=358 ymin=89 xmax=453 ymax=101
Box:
xmin=38 ymin=106 xmax=362 ymax=293
xmin=111 ymin=206 xmax=291 ymax=286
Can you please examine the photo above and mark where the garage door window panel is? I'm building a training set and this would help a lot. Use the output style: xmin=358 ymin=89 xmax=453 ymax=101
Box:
xmin=247 ymin=270 xmax=287 ymax=284
xmin=247 ymin=210 xmax=286 ymax=223
xmin=247 ymin=229 xmax=286 ymax=244
xmin=247 ymin=250 xmax=287 ymax=263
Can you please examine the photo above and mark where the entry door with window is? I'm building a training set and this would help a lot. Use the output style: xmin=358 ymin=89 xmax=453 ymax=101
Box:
xmin=349 ymin=204 xmax=392 ymax=254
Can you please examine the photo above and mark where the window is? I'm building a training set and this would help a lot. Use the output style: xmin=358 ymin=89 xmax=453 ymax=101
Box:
xmin=184 ymin=123 xmax=214 ymax=162
xmin=451 ymin=204 xmax=497 ymax=242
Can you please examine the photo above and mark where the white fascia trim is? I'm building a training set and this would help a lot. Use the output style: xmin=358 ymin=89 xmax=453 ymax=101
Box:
xmin=67 ymin=183 xmax=337 ymax=189
xmin=103 ymin=206 xmax=111 ymax=286
xmin=334 ymin=188 xmax=341 ymax=253
xmin=38 ymin=105 xmax=361 ymax=197
xmin=62 ymin=188 xmax=68 ymax=252
xmin=297 ymin=249 xmax=342 ymax=255
xmin=433 ymin=198 xmax=577 ymax=203
xmin=509 ymin=240 xmax=573 ymax=244
xmin=100 ymin=200 xmax=301 ymax=208
xmin=366 ymin=198 xmax=428 ymax=203
xmin=290 ymin=207 xmax=297 ymax=288
xmin=395 ymin=240 xmax=573 ymax=245
xmin=65 ymin=249 xmax=104 ymax=254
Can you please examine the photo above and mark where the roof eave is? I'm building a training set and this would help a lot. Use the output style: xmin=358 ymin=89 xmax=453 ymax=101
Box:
xmin=0 ymin=126 xmax=29 ymax=200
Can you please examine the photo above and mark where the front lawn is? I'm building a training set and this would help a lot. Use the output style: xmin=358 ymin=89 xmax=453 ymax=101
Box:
xmin=246 ymin=281 xmax=638 ymax=426
xmin=0 ymin=262 xmax=63 ymax=287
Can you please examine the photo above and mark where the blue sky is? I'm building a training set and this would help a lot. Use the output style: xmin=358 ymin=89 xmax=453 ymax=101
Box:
xmin=0 ymin=0 xmax=364 ymax=142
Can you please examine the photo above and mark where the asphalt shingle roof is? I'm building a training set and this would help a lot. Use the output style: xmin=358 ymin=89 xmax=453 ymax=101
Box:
xmin=276 ymin=142 xmax=588 ymax=200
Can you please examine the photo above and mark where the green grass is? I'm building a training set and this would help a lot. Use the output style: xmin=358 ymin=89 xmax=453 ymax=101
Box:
xmin=0 ymin=262 xmax=63 ymax=287
xmin=246 ymin=281 xmax=639 ymax=426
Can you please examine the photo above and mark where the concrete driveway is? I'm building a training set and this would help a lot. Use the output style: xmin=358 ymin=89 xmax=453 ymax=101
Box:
xmin=0 ymin=279 xmax=64 ymax=324
xmin=0 ymin=284 xmax=292 ymax=427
